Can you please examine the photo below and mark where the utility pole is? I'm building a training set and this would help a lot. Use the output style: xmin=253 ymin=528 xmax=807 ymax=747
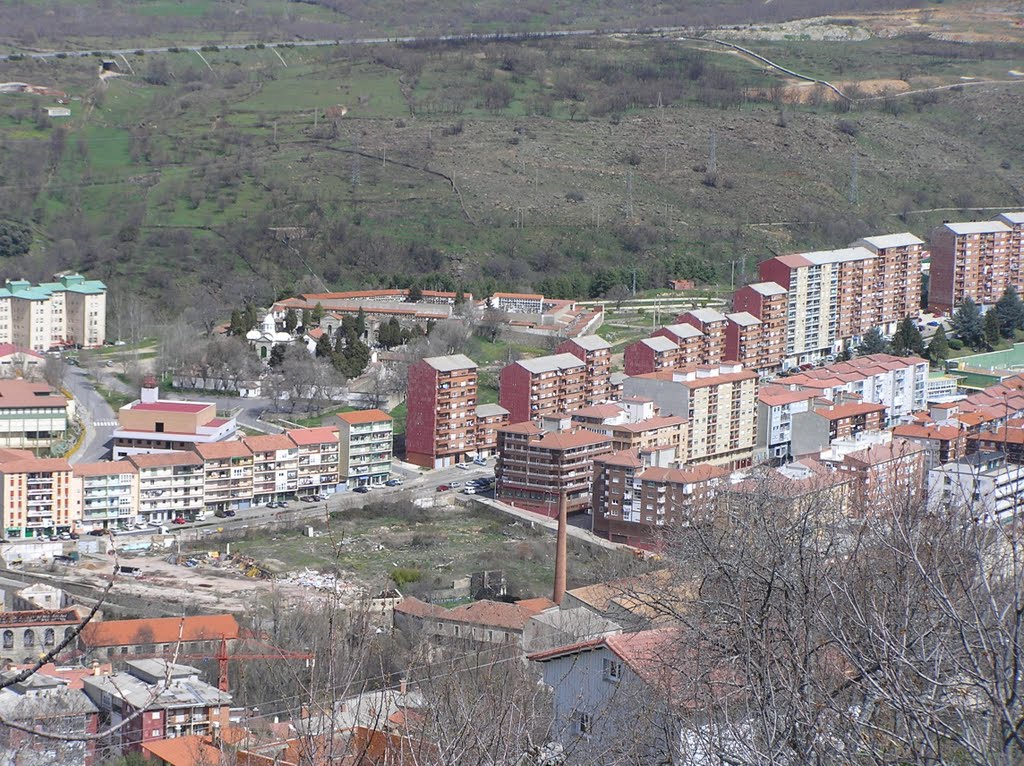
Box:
xmin=708 ymin=129 xmax=717 ymax=176
xmin=351 ymin=142 xmax=361 ymax=188
xmin=313 ymin=107 xmax=318 ymax=129
xmin=626 ymin=170 xmax=634 ymax=219
xmin=382 ymin=145 xmax=386 ymax=168
xmin=849 ymin=154 xmax=859 ymax=205
xmin=632 ymin=269 xmax=637 ymax=297
xmin=273 ymin=121 xmax=278 ymax=144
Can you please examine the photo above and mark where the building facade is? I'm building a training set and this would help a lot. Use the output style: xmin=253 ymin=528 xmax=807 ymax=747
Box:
xmin=74 ymin=461 xmax=138 ymax=532
xmin=0 ymin=380 xmax=70 ymax=453
xmin=0 ymin=274 xmax=106 ymax=352
xmin=242 ymin=433 xmax=298 ymax=503
xmin=0 ymin=454 xmax=79 ymax=539
xmin=287 ymin=426 xmax=341 ymax=495
xmin=406 ymin=354 xmax=479 ymax=468
xmin=928 ymin=217 xmax=1021 ymax=313
xmin=336 ymin=409 xmax=393 ymax=487
xmin=193 ymin=441 xmax=254 ymax=512
xmin=126 ymin=452 xmax=205 ymax=524
xmin=557 ymin=335 xmax=613 ymax=404
xmin=500 ymin=352 xmax=608 ymax=424
xmin=495 ymin=421 xmax=612 ymax=516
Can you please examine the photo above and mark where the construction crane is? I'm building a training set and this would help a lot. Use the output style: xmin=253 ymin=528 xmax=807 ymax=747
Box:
xmin=180 ymin=635 xmax=314 ymax=692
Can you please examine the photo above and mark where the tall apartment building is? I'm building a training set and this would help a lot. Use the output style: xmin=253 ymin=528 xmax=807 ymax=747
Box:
xmin=126 ymin=452 xmax=205 ymax=524
xmin=789 ymin=397 xmax=887 ymax=458
xmin=242 ymin=433 xmax=298 ymax=503
xmin=495 ymin=421 xmax=612 ymax=516
xmin=0 ymin=274 xmax=106 ymax=352
xmin=623 ymin=336 xmax=682 ymax=376
xmin=781 ymin=353 xmax=929 ymax=423
xmin=651 ymin=323 xmax=705 ymax=366
xmin=500 ymin=348 xmax=613 ymax=425
xmin=732 ymin=281 xmax=788 ymax=372
xmin=928 ymin=217 xmax=1022 ymax=313
xmin=759 ymin=238 xmax=924 ymax=367
xmin=756 ymin=386 xmax=819 ymax=463
xmin=113 ymin=381 xmax=238 ymax=459
xmin=194 ymin=441 xmax=254 ymax=512
xmin=0 ymin=452 xmax=78 ymax=539
xmin=336 ymin=409 xmax=393 ymax=488
xmin=74 ymin=461 xmax=138 ymax=532
xmin=623 ymin=363 xmax=759 ymax=468
xmin=474 ymin=403 xmax=510 ymax=458
xmin=406 ymin=354 xmax=479 ymax=468
xmin=570 ymin=398 xmax=687 ymax=455
xmin=929 ymin=451 xmax=1024 ymax=522
xmin=557 ymin=335 xmax=613 ymax=404
xmin=288 ymin=426 xmax=341 ymax=495
xmin=678 ymin=308 xmax=728 ymax=364
xmin=723 ymin=312 xmax=763 ymax=370
xmin=592 ymin=448 xmax=727 ymax=546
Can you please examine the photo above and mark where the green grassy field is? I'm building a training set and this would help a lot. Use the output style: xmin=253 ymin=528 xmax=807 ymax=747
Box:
xmin=0 ymin=32 xmax=1022 ymax=321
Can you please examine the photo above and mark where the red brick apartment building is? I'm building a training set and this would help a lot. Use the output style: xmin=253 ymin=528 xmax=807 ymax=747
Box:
xmin=557 ymin=335 xmax=613 ymax=404
xmin=732 ymin=280 xmax=788 ymax=371
xmin=651 ymin=323 xmax=705 ymax=366
xmin=624 ymin=335 xmax=683 ymax=376
xmin=500 ymin=344 xmax=612 ymax=424
xmin=928 ymin=215 xmax=1023 ymax=313
xmin=494 ymin=422 xmax=612 ymax=517
xmin=406 ymin=354 xmax=479 ymax=468
xmin=678 ymin=308 xmax=729 ymax=364
xmin=592 ymin=449 xmax=726 ymax=546
xmin=823 ymin=438 xmax=926 ymax=514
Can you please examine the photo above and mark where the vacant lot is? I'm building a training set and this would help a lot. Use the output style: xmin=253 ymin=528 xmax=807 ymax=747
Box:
xmin=211 ymin=499 xmax=634 ymax=600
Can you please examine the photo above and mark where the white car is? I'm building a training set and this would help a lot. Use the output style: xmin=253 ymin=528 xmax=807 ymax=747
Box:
xmin=148 ymin=520 xmax=164 ymax=528
xmin=457 ymin=463 xmax=470 ymax=470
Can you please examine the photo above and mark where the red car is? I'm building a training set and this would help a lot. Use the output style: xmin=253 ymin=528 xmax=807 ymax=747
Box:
xmin=172 ymin=517 xmax=187 ymax=525
xmin=436 ymin=484 xmax=450 ymax=492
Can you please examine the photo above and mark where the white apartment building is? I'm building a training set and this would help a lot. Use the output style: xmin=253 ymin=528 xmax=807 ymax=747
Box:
xmin=929 ymin=451 xmax=1024 ymax=523
xmin=126 ymin=452 xmax=205 ymax=523
xmin=0 ymin=275 xmax=106 ymax=351
xmin=243 ymin=433 xmax=299 ymax=503
xmin=74 ymin=461 xmax=139 ymax=532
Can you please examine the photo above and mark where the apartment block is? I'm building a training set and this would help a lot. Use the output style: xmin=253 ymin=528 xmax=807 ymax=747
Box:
xmin=0 ymin=452 xmax=79 ymax=539
xmin=242 ymin=433 xmax=299 ymax=503
xmin=732 ymin=281 xmax=788 ymax=371
xmin=724 ymin=312 xmax=763 ymax=370
xmin=789 ymin=397 xmax=887 ymax=458
xmin=336 ymin=409 xmax=393 ymax=488
xmin=194 ymin=441 xmax=254 ymax=512
xmin=83 ymin=660 xmax=231 ymax=755
xmin=678 ymin=308 xmax=728 ymax=364
xmin=557 ymin=335 xmax=613 ymax=404
xmin=288 ymin=426 xmax=341 ymax=495
xmin=928 ymin=219 xmax=1017 ymax=313
xmin=0 ymin=379 xmax=70 ymax=452
xmin=756 ymin=386 xmax=819 ymax=463
xmin=852 ymin=233 xmax=925 ymax=333
xmin=651 ymin=323 xmax=705 ymax=366
xmin=892 ymin=421 xmax=969 ymax=472
xmin=406 ymin=354 xmax=479 ymax=468
xmin=499 ymin=353 xmax=592 ymax=424
xmin=0 ymin=274 xmax=106 ymax=352
xmin=623 ymin=336 xmax=681 ymax=376
xmin=929 ymin=451 xmax=1024 ymax=522
xmin=126 ymin=451 xmax=204 ymax=523
xmin=474 ymin=403 xmax=511 ymax=458
xmin=623 ymin=363 xmax=758 ymax=468
xmin=113 ymin=381 xmax=238 ymax=459
xmin=74 ymin=461 xmax=138 ymax=532
xmin=781 ymin=353 xmax=929 ymax=422
xmin=592 ymin=448 xmax=726 ymax=546
xmin=495 ymin=421 xmax=612 ymax=517
xmin=570 ymin=398 xmax=687 ymax=455
xmin=821 ymin=436 xmax=926 ymax=514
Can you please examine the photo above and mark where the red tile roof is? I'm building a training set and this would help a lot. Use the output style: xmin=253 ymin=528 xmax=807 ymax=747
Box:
xmin=242 ymin=434 xmax=295 ymax=452
xmin=0 ymin=457 xmax=72 ymax=474
xmin=595 ymin=449 xmax=645 ymax=469
xmin=126 ymin=451 xmax=203 ymax=469
xmin=893 ymin=423 xmax=964 ymax=441
xmin=639 ymin=464 xmax=727 ymax=484
xmin=287 ymin=427 xmax=339 ymax=446
xmin=814 ymin=401 xmax=886 ymax=420
xmin=129 ymin=401 xmax=210 ymax=414
xmin=193 ymin=441 xmax=252 ymax=460
xmin=0 ymin=379 xmax=67 ymax=409
xmin=142 ymin=736 xmax=222 ymax=766
xmin=80 ymin=614 xmax=240 ymax=648
xmin=74 ymin=460 xmax=137 ymax=477
xmin=336 ymin=409 xmax=393 ymax=425
xmin=758 ymin=385 xmax=816 ymax=407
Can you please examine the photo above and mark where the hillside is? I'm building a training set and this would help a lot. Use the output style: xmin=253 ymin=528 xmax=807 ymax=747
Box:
xmin=0 ymin=14 xmax=1022 ymax=322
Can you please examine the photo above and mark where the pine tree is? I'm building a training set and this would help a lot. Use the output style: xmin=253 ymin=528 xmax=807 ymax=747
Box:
xmin=891 ymin=318 xmax=925 ymax=357
xmin=994 ymin=286 xmax=1024 ymax=339
xmin=301 ymin=308 xmax=311 ymax=329
xmin=928 ymin=326 xmax=950 ymax=366
xmin=857 ymin=327 xmax=889 ymax=356
xmin=984 ymin=309 xmax=1002 ymax=348
xmin=228 ymin=309 xmax=242 ymax=336
xmin=284 ymin=308 xmax=298 ymax=334
xmin=406 ymin=284 xmax=423 ymax=303
xmin=268 ymin=344 xmax=286 ymax=368
xmin=953 ymin=297 xmax=985 ymax=349
xmin=311 ymin=302 xmax=325 ymax=325
xmin=355 ymin=307 xmax=366 ymax=339
xmin=243 ymin=304 xmax=258 ymax=333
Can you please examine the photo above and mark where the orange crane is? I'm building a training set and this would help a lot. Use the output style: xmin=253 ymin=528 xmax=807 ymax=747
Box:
xmin=180 ymin=635 xmax=314 ymax=692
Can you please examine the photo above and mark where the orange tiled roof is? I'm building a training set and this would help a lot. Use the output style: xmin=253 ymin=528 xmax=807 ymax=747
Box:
xmin=242 ymin=433 xmax=295 ymax=452
xmin=395 ymin=597 xmax=554 ymax=632
xmin=126 ymin=451 xmax=203 ymax=469
xmin=336 ymin=409 xmax=393 ymax=425
xmin=80 ymin=614 xmax=239 ymax=648
xmin=74 ymin=460 xmax=137 ymax=477
xmin=287 ymin=426 xmax=339 ymax=446
xmin=142 ymin=736 xmax=222 ymax=766
xmin=193 ymin=441 xmax=252 ymax=460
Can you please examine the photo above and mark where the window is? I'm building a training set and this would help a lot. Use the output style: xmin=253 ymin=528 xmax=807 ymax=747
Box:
xmin=152 ymin=712 xmax=160 ymax=720
xmin=22 ymin=629 xmax=34 ymax=648
xmin=603 ymin=658 xmax=622 ymax=681
xmin=2 ymin=630 xmax=12 ymax=649
xmin=44 ymin=628 xmax=54 ymax=647
xmin=578 ymin=713 xmax=592 ymax=734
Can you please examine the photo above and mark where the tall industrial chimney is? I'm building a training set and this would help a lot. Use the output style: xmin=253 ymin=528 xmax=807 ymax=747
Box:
xmin=552 ymin=492 xmax=568 ymax=605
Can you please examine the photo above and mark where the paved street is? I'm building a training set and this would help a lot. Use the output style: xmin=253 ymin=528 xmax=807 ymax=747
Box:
xmin=64 ymin=365 xmax=118 ymax=464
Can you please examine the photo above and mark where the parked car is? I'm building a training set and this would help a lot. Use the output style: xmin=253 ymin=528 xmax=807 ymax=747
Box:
xmin=172 ymin=517 xmax=187 ymax=525
xmin=385 ymin=479 xmax=402 ymax=487
xmin=148 ymin=520 xmax=164 ymax=528
xmin=450 ymin=481 xmax=461 ymax=488
xmin=353 ymin=486 xmax=371 ymax=494
xmin=462 ymin=487 xmax=477 ymax=495
xmin=436 ymin=484 xmax=450 ymax=492
xmin=473 ymin=457 xmax=487 ymax=466
xmin=457 ymin=462 xmax=470 ymax=470
xmin=87 ymin=528 xmax=107 ymax=536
